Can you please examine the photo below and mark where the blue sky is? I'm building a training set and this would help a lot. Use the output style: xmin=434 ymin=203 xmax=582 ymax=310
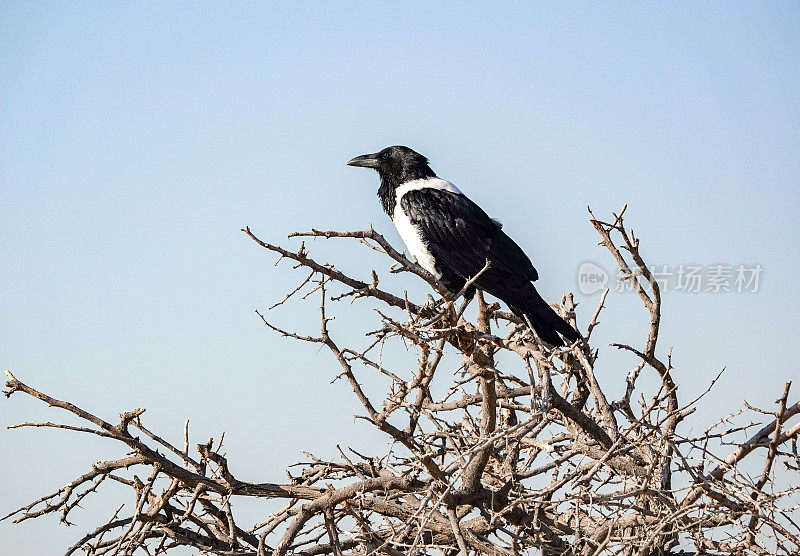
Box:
xmin=2 ymin=2 xmax=799 ymax=553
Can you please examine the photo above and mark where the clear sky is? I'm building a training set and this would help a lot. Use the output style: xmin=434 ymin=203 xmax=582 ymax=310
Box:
xmin=2 ymin=2 xmax=799 ymax=553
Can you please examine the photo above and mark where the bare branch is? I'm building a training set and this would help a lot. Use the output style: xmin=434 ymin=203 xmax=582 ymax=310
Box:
xmin=3 ymin=208 xmax=797 ymax=555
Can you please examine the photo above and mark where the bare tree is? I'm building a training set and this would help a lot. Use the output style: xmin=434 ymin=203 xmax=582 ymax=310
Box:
xmin=3 ymin=207 xmax=799 ymax=555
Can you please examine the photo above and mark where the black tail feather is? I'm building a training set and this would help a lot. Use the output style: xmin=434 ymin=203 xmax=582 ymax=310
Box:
xmin=510 ymin=286 xmax=581 ymax=347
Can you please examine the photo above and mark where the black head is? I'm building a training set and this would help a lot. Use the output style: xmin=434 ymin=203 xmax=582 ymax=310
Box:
xmin=347 ymin=145 xmax=436 ymax=185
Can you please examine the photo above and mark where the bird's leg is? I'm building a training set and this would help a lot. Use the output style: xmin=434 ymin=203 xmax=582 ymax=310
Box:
xmin=415 ymin=296 xmax=449 ymax=329
xmin=411 ymin=290 xmax=448 ymax=327
xmin=416 ymin=291 xmax=469 ymax=329
xmin=426 ymin=296 xmax=448 ymax=312
xmin=417 ymin=300 xmax=455 ymax=329
xmin=415 ymin=279 xmax=460 ymax=328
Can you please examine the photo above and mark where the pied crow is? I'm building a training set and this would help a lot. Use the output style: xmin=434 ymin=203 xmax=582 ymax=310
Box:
xmin=347 ymin=145 xmax=580 ymax=347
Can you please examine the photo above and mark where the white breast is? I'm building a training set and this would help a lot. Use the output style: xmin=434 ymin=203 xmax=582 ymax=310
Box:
xmin=392 ymin=178 xmax=462 ymax=279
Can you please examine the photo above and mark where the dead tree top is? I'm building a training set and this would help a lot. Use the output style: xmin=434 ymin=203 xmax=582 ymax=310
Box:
xmin=3 ymin=206 xmax=799 ymax=555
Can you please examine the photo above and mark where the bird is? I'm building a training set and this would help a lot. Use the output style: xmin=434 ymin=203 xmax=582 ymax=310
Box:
xmin=347 ymin=145 xmax=580 ymax=347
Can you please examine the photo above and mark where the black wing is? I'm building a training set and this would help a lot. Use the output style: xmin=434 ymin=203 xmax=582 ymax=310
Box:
xmin=401 ymin=188 xmax=580 ymax=346
xmin=400 ymin=188 xmax=538 ymax=289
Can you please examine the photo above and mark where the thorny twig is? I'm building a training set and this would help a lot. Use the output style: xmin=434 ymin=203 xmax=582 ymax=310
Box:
xmin=2 ymin=208 xmax=798 ymax=555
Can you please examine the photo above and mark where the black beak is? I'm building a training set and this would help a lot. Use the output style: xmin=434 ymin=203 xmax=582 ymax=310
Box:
xmin=346 ymin=153 xmax=380 ymax=169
